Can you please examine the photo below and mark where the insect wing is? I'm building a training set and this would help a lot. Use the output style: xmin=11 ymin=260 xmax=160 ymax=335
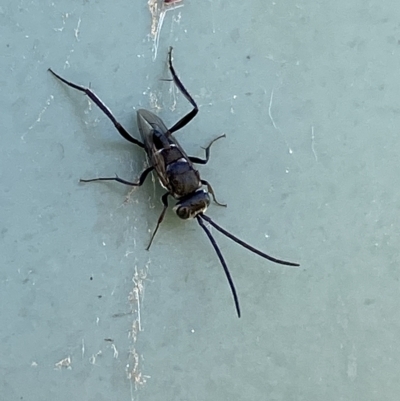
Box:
xmin=136 ymin=109 xmax=171 ymax=188
xmin=136 ymin=109 xmax=169 ymax=151
xmin=136 ymin=109 xmax=197 ymax=191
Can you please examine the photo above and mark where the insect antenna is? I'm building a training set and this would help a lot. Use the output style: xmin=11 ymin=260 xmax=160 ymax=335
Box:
xmin=197 ymin=215 xmax=241 ymax=318
xmin=199 ymin=214 xmax=300 ymax=267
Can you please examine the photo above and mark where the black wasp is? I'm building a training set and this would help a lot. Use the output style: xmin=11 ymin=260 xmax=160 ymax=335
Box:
xmin=49 ymin=47 xmax=299 ymax=318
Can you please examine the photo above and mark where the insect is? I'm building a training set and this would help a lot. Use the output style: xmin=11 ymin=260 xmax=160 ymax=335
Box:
xmin=48 ymin=47 xmax=299 ymax=318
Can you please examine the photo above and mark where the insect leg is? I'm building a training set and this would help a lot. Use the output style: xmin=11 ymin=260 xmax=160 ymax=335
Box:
xmin=197 ymin=215 xmax=241 ymax=318
xmin=48 ymin=68 xmax=144 ymax=148
xmin=166 ymin=47 xmax=199 ymax=135
xmin=189 ymin=134 xmax=226 ymax=165
xmin=146 ymin=192 xmax=170 ymax=250
xmin=199 ymin=213 xmax=300 ymax=267
xmin=80 ymin=166 xmax=153 ymax=186
xmin=201 ymin=180 xmax=226 ymax=207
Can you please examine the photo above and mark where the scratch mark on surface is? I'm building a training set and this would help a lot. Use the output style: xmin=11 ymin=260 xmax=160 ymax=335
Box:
xmin=149 ymin=90 xmax=163 ymax=113
xmin=168 ymin=79 xmax=178 ymax=112
xmin=74 ymin=17 xmax=81 ymax=41
xmin=23 ymin=95 xmax=54 ymax=141
xmin=126 ymin=262 xmax=150 ymax=392
xmin=148 ymin=0 xmax=184 ymax=61
xmin=263 ymin=88 xmax=297 ymax=159
xmin=89 ymin=350 xmax=102 ymax=365
xmin=52 ymin=13 xmax=83 ymax=70
xmin=268 ymin=89 xmax=278 ymax=130
xmin=54 ymin=356 xmax=72 ymax=370
xmin=111 ymin=343 xmax=119 ymax=359
xmin=311 ymin=125 xmax=318 ymax=161
xmin=129 ymin=265 xmax=148 ymax=339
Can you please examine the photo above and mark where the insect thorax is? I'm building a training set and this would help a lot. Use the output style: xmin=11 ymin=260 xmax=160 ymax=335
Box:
xmin=166 ymin=160 xmax=200 ymax=198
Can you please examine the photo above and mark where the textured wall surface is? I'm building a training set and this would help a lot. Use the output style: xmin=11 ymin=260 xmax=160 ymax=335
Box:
xmin=1 ymin=1 xmax=400 ymax=400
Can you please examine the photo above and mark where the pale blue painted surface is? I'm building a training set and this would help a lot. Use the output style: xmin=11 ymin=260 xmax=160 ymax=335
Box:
xmin=1 ymin=0 xmax=400 ymax=400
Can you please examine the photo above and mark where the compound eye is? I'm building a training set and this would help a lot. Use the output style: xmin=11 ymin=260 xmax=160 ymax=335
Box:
xmin=176 ymin=206 xmax=190 ymax=220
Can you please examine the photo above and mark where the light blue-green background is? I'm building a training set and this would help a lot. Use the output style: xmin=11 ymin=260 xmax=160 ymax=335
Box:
xmin=2 ymin=1 xmax=400 ymax=400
